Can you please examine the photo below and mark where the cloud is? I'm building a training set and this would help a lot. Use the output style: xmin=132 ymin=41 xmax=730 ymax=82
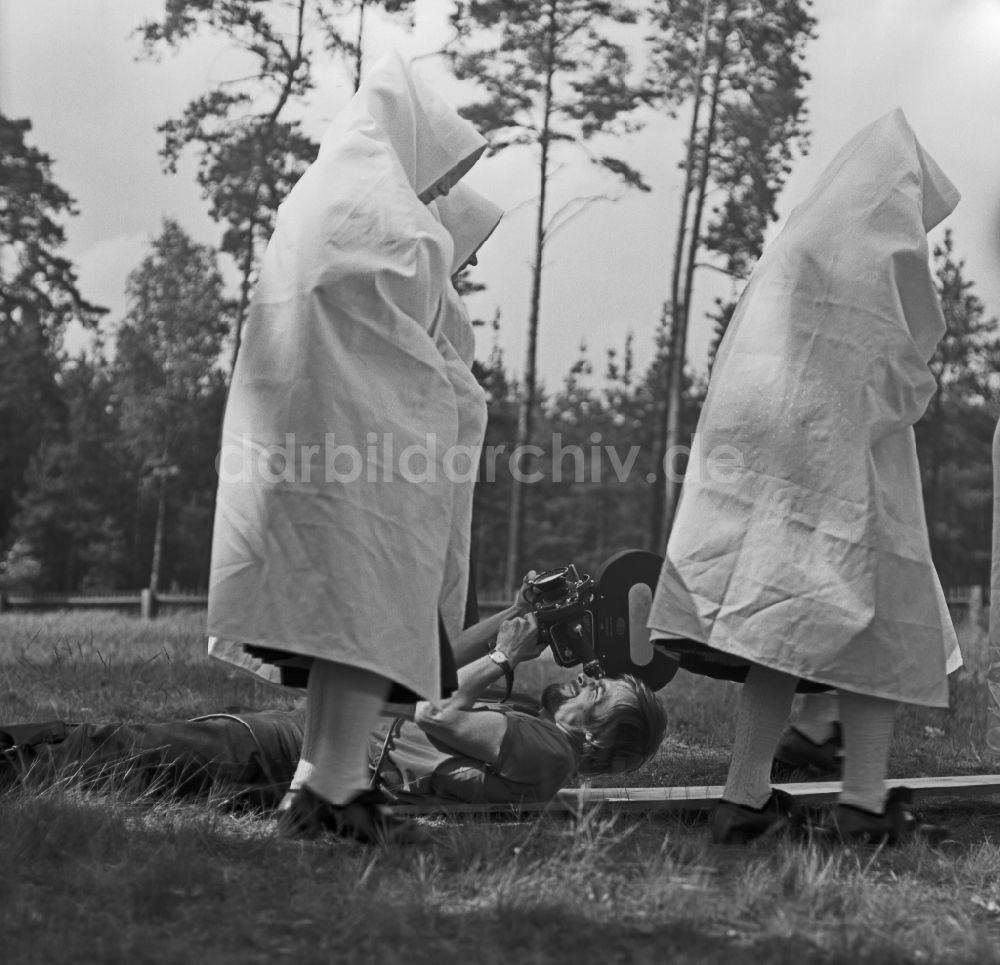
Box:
xmin=61 ymin=232 xmax=148 ymax=358
xmin=75 ymin=232 xmax=149 ymax=319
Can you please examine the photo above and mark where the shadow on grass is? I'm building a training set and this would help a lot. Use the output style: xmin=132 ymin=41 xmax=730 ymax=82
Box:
xmin=5 ymin=790 xmax=1000 ymax=965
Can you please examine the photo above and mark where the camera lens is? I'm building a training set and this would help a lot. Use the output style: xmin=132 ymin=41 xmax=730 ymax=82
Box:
xmin=531 ymin=568 xmax=571 ymax=604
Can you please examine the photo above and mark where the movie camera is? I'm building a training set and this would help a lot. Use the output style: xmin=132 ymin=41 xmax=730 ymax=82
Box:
xmin=520 ymin=550 xmax=677 ymax=691
xmin=522 ymin=564 xmax=602 ymax=677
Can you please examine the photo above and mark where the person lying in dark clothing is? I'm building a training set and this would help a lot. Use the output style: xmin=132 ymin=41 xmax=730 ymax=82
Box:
xmin=1 ymin=603 xmax=666 ymax=823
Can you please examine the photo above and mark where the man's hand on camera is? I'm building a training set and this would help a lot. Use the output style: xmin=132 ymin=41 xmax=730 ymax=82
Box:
xmin=494 ymin=613 xmax=543 ymax=667
xmin=512 ymin=569 xmax=538 ymax=615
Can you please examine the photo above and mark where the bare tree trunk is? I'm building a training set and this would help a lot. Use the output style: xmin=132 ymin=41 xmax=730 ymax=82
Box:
xmin=228 ymin=228 xmax=257 ymax=382
xmin=354 ymin=0 xmax=366 ymax=92
xmin=923 ymin=365 xmax=945 ymax=533
xmin=926 ymin=409 xmax=943 ymax=534
xmin=989 ymin=417 xmax=1000 ymax=758
xmin=650 ymin=0 xmax=712 ymax=552
xmin=662 ymin=12 xmax=727 ymax=542
xmin=503 ymin=0 xmax=557 ymax=597
xmin=594 ymin=488 xmax=607 ymax=561
xmin=133 ymin=478 xmax=143 ymax=583
xmin=226 ymin=0 xmax=307 ymax=383
xmin=148 ymin=456 xmax=169 ymax=596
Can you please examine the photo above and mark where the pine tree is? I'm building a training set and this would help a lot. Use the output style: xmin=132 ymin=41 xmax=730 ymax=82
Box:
xmin=644 ymin=0 xmax=815 ymax=545
xmin=113 ymin=220 xmax=231 ymax=594
xmin=0 ymin=114 xmax=104 ymax=551
xmin=136 ymin=1 xmax=413 ymax=376
xmin=450 ymin=0 xmax=648 ymax=593
xmin=471 ymin=333 xmax=520 ymax=597
xmin=915 ymin=231 xmax=1000 ymax=587
xmin=8 ymin=357 xmax=134 ymax=590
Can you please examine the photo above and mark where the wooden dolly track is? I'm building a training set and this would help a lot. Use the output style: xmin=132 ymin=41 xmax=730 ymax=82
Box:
xmin=391 ymin=775 xmax=1000 ymax=816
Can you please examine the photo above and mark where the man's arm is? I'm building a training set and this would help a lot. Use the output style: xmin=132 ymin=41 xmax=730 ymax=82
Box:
xmin=412 ymin=614 xmax=543 ymax=765
xmin=448 ymin=570 xmax=536 ymax=668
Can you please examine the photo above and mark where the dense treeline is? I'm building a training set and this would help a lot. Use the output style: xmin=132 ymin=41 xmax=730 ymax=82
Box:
xmin=2 ymin=1 xmax=998 ymax=598
xmin=1 ymin=205 xmax=994 ymax=595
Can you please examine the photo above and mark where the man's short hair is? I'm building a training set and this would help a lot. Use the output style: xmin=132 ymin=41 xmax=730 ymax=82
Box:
xmin=578 ymin=674 xmax=667 ymax=776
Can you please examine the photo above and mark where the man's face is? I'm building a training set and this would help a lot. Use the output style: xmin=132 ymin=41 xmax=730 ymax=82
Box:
xmin=541 ymin=674 xmax=629 ymax=731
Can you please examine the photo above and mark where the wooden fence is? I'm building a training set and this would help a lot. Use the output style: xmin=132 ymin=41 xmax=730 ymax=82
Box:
xmin=947 ymin=585 xmax=987 ymax=625
xmin=0 ymin=589 xmax=207 ymax=619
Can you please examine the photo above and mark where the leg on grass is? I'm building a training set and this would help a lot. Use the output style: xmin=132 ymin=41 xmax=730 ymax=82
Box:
xmin=837 ymin=689 xmax=897 ymax=814
xmin=724 ymin=663 xmax=798 ymax=809
xmin=292 ymin=660 xmax=392 ymax=806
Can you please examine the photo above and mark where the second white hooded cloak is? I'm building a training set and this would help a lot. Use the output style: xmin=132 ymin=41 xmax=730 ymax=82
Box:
xmin=648 ymin=109 xmax=961 ymax=708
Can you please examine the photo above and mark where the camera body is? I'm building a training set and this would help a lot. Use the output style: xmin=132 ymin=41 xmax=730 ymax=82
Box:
xmin=522 ymin=564 xmax=603 ymax=678
xmin=519 ymin=551 xmax=679 ymax=692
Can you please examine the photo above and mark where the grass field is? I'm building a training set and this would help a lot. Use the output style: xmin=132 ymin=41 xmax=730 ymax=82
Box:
xmin=3 ymin=610 xmax=1000 ymax=964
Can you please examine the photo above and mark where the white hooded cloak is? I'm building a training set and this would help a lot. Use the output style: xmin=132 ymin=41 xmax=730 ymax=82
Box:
xmin=648 ymin=108 xmax=960 ymax=708
xmin=207 ymin=51 xmax=487 ymax=700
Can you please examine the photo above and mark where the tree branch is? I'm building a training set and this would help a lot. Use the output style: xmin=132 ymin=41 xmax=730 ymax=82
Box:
xmin=544 ymin=191 xmax=623 ymax=243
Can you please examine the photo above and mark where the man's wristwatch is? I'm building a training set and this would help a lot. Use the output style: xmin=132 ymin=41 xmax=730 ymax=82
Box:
xmin=488 ymin=649 xmax=515 ymax=701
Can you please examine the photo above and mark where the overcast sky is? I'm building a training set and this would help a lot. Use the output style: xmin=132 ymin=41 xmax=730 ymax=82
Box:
xmin=2 ymin=0 xmax=1000 ymax=389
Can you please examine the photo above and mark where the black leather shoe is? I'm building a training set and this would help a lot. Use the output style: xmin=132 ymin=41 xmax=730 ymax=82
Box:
xmin=827 ymin=786 xmax=951 ymax=846
xmin=712 ymin=788 xmax=799 ymax=844
xmin=773 ymin=724 xmax=842 ymax=777
xmin=275 ymin=786 xmax=332 ymax=841
xmin=327 ymin=787 xmax=429 ymax=846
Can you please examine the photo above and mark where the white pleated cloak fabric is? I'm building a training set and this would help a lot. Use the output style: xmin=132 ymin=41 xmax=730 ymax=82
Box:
xmin=428 ymin=185 xmax=502 ymax=639
xmin=648 ymin=108 xmax=961 ymax=708
xmin=207 ymin=51 xmax=487 ymax=700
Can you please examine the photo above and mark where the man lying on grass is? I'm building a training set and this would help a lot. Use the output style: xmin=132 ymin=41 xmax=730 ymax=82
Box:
xmin=0 ymin=601 xmax=666 ymax=843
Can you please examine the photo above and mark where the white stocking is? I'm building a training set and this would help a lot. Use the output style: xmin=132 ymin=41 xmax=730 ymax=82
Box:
xmin=723 ymin=663 xmax=798 ymax=809
xmin=838 ymin=689 xmax=897 ymax=814
xmin=290 ymin=659 xmax=392 ymax=806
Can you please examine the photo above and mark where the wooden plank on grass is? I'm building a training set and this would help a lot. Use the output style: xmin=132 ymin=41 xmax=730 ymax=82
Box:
xmin=391 ymin=774 xmax=1000 ymax=816
xmin=560 ymin=775 xmax=1000 ymax=811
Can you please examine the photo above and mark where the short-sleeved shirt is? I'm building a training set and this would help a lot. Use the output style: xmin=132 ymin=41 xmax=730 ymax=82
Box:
xmin=369 ymin=702 xmax=579 ymax=805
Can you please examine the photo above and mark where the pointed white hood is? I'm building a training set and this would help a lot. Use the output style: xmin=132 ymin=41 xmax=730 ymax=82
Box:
xmin=321 ymin=49 xmax=486 ymax=199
